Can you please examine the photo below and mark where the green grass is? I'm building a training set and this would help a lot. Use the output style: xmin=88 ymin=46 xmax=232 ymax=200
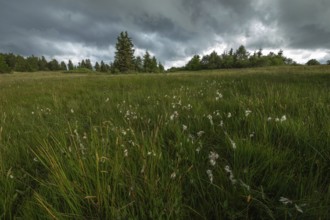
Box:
xmin=0 ymin=66 xmax=329 ymax=219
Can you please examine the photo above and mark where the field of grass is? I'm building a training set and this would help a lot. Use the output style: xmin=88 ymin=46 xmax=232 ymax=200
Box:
xmin=0 ymin=66 xmax=329 ymax=219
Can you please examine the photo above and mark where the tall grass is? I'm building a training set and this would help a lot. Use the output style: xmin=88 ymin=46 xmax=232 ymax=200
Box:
xmin=0 ymin=66 xmax=329 ymax=219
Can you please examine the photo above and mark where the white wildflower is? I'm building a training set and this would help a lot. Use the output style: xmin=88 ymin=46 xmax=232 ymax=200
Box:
xmin=147 ymin=151 xmax=152 ymax=156
xmin=70 ymin=109 xmax=74 ymax=113
xmin=275 ymin=117 xmax=280 ymax=122
xmin=207 ymin=114 xmax=214 ymax=125
xmin=224 ymin=165 xmax=237 ymax=184
xmin=209 ymin=151 xmax=219 ymax=166
xmin=31 ymin=111 xmax=34 ymax=115
xmin=219 ymin=120 xmax=224 ymax=127
xmin=216 ymin=90 xmax=223 ymax=100
xmin=230 ymin=140 xmax=237 ymax=150
xmin=280 ymin=115 xmax=287 ymax=122
xmin=227 ymin=112 xmax=232 ymax=118
xmin=182 ymin=124 xmax=187 ymax=131
xmin=124 ymin=149 xmax=128 ymax=157
xmin=105 ymin=98 xmax=109 ymax=102
xmin=245 ymin=109 xmax=252 ymax=117
xmin=170 ymin=111 xmax=179 ymax=120
xmin=33 ymin=157 xmax=38 ymax=162
xmin=249 ymin=133 xmax=255 ymax=138
xmin=197 ymin=131 xmax=205 ymax=137
xmin=170 ymin=172 xmax=177 ymax=179
xmin=206 ymin=169 xmax=214 ymax=183
xmin=267 ymin=117 xmax=272 ymax=121
xmin=279 ymin=197 xmax=292 ymax=205
xmin=295 ymin=204 xmax=303 ymax=213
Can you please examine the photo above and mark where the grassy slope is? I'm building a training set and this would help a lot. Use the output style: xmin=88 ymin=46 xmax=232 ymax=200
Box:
xmin=0 ymin=66 xmax=329 ymax=219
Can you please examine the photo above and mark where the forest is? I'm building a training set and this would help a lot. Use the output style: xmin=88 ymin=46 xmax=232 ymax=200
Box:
xmin=0 ymin=32 xmax=328 ymax=74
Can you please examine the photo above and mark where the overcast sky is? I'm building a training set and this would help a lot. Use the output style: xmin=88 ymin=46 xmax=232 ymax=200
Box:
xmin=1 ymin=0 xmax=330 ymax=68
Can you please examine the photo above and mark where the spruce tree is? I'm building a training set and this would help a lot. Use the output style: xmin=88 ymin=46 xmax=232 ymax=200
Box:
xmin=113 ymin=31 xmax=135 ymax=72
xmin=60 ymin=61 xmax=67 ymax=70
xmin=68 ymin=60 xmax=74 ymax=70
xmin=143 ymin=51 xmax=152 ymax=72
xmin=94 ymin=62 xmax=100 ymax=72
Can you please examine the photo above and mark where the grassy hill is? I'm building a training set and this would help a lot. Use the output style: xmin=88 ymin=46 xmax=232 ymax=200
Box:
xmin=0 ymin=66 xmax=329 ymax=219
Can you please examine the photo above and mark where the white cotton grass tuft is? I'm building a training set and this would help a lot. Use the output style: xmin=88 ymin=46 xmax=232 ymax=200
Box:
xmin=207 ymin=114 xmax=214 ymax=125
xmin=206 ymin=170 xmax=214 ymax=183
xmin=295 ymin=204 xmax=303 ymax=213
xmin=170 ymin=111 xmax=179 ymax=120
xmin=280 ymin=115 xmax=287 ymax=122
xmin=208 ymin=151 xmax=219 ymax=166
xmin=197 ymin=131 xmax=205 ymax=137
xmin=224 ymin=165 xmax=237 ymax=184
xmin=215 ymin=90 xmax=223 ymax=100
xmin=279 ymin=197 xmax=292 ymax=205
xmin=245 ymin=109 xmax=252 ymax=117
xmin=170 ymin=172 xmax=177 ymax=179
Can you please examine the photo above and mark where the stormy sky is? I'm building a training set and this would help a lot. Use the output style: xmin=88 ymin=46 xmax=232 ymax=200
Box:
xmin=1 ymin=0 xmax=330 ymax=68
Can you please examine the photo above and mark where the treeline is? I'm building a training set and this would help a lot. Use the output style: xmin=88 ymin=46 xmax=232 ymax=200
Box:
xmin=0 ymin=54 xmax=68 ymax=73
xmin=168 ymin=46 xmax=295 ymax=72
xmin=0 ymin=31 xmax=164 ymax=74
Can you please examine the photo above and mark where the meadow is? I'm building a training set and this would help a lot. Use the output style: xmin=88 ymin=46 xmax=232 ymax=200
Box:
xmin=0 ymin=66 xmax=329 ymax=219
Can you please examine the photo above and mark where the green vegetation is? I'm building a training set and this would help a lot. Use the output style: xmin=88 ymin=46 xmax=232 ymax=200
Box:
xmin=0 ymin=32 xmax=165 ymax=74
xmin=180 ymin=47 xmax=295 ymax=72
xmin=0 ymin=66 xmax=329 ymax=219
xmin=306 ymin=59 xmax=321 ymax=66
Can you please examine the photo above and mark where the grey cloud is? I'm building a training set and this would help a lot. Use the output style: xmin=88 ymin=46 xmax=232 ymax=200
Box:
xmin=0 ymin=0 xmax=329 ymax=67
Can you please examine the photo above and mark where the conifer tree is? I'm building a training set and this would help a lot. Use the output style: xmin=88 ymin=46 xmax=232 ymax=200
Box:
xmin=158 ymin=62 xmax=165 ymax=73
xmin=85 ymin=59 xmax=93 ymax=70
xmin=113 ymin=31 xmax=135 ymax=72
xmin=134 ymin=56 xmax=143 ymax=72
xmin=68 ymin=60 xmax=74 ymax=70
xmin=94 ymin=62 xmax=100 ymax=72
xmin=60 ymin=61 xmax=67 ymax=70
xmin=143 ymin=51 xmax=152 ymax=72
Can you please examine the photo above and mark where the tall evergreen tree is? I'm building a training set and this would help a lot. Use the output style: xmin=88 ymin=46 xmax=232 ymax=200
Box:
xmin=68 ymin=60 xmax=74 ymax=70
xmin=38 ymin=56 xmax=49 ymax=71
xmin=186 ymin=55 xmax=201 ymax=71
xmin=94 ymin=62 xmax=100 ymax=72
xmin=113 ymin=31 xmax=135 ymax=72
xmin=134 ymin=56 xmax=143 ymax=72
xmin=143 ymin=51 xmax=152 ymax=72
xmin=100 ymin=61 xmax=108 ymax=72
xmin=151 ymin=56 xmax=158 ymax=72
xmin=85 ymin=59 xmax=93 ymax=70
xmin=60 ymin=61 xmax=67 ymax=70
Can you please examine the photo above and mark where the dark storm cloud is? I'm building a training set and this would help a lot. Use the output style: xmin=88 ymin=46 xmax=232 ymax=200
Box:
xmin=0 ymin=0 xmax=329 ymax=66
xmin=274 ymin=0 xmax=330 ymax=49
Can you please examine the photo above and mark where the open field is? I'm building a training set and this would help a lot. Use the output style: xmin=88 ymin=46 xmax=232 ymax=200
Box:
xmin=0 ymin=66 xmax=329 ymax=219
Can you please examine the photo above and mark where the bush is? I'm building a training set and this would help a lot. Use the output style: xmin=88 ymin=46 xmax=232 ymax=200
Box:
xmin=306 ymin=59 xmax=320 ymax=66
